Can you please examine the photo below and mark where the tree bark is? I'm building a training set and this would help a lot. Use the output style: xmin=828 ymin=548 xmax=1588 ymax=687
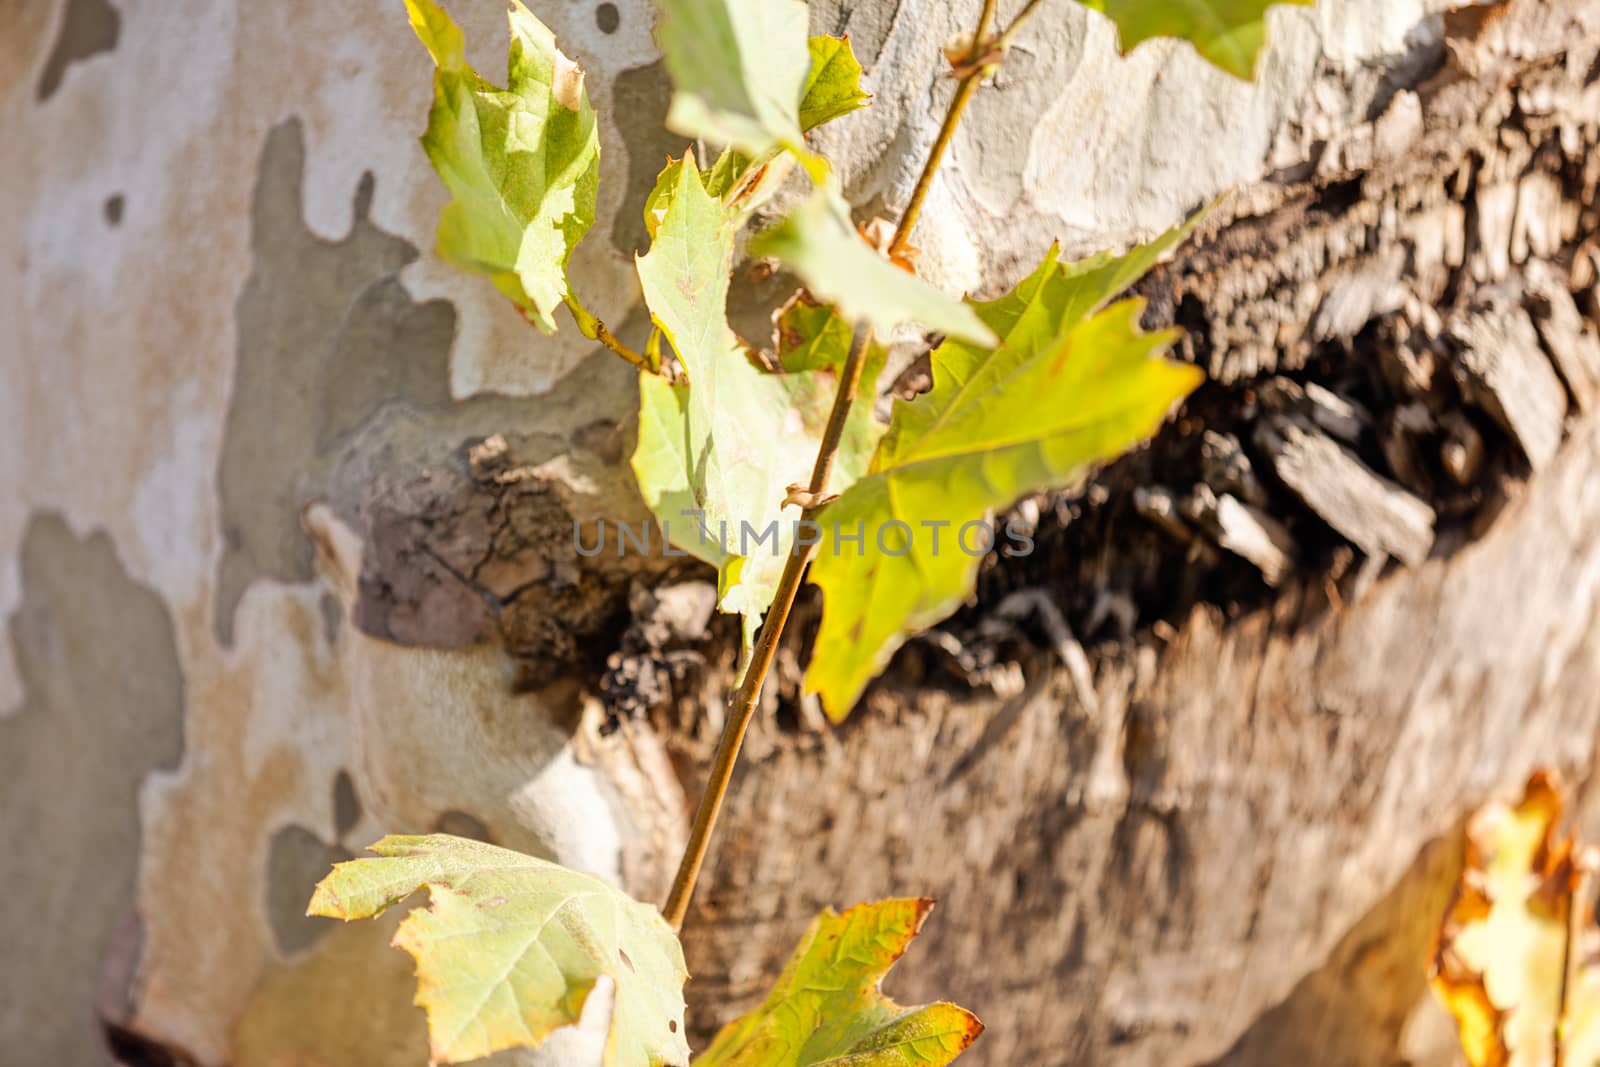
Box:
xmin=5 ymin=1 xmax=1600 ymax=1066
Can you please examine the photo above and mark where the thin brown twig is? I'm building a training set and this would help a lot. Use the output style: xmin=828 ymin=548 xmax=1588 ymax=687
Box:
xmin=661 ymin=323 xmax=871 ymax=931
xmin=562 ymin=291 xmax=659 ymax=375
xmin=887 ymin=0 xmax=999 ymax=258
xmin=995 ymin=0 xmax=1048 ymax=52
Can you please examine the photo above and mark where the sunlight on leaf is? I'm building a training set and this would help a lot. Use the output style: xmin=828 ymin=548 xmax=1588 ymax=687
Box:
xmin=799 ymin=36 xmax=871 ymax=133
xmin=803 ymin=223 xmax=1203 ymax=718
xmin=403 ymin=0 xmax=600 ymax=332
xmin=1431 ymin=769 xmax=1600 ymax=1067
xmin=1078 ymin=0 xmax=1315 ymax=79
xmin=654 ymin=0 xmax=811 ymax=158
xmin=631 ymin=157 xmax=881 ymax=654
xmin=308 ymin=835 xmax=688 ymax=1067
xmin=752 ymin=189 xmax=996 ymax=346
xmin=697 ymin=898 xmax=982 ymax=1066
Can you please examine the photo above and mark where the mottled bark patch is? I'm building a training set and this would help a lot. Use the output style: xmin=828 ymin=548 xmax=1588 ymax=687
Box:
xmin=265 ymin=825 xmax=352 ymax=957
xmin=214 ymin=119 xmax=455 ymax=645
xmin=608 ymin=60 xmax=684 ymax=256
xmin=36 ymin=0 xmax=119 ymax=101
xmin=0 ymin=514 xmax=185 ymax=1065
xmin=331 ymin=769 xmax=361 ymax=837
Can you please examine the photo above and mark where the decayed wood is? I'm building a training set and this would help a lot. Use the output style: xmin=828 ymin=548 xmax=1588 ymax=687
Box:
xmin=677 ymin=410 xmax=1600 ymax=1067
xmin=1255 ymin=412 xmax=1436 ymax=567
xmin=1210 ymin=493 xmax=1297 ymax=587
xmin=1447 ymin=303 xmax=1568 ymax=472
xmin=1526 ymin=261 xmax=1600 ymax=413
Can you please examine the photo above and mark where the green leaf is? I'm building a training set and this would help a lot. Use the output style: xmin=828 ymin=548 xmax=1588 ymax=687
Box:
xmin=804 ymin=235 xmax=1204 ymax=718
xmin=1077 ymin=0 xmax=1315 ymax=79
xmin=631 ymin=157 xmax=880 ymax=652
xmin=654 ymin=0 xmax=810 ymax=157
xmin=799 ymin=36 xmax=870 ymax=133
xmin=307 ymin=834 xmax=688 ymax=1067
xmin=697 ymin=898 xmax=981 ymax=1067
xmin=404 ymin=0 xmax=600 ymax=332
xmin=752 ymin=190 xmax=996 ymax=346
xmin=672 ymin=32 xmax=868 ymax=223
xmin=774 ymin=294 xmax=869 ymax=374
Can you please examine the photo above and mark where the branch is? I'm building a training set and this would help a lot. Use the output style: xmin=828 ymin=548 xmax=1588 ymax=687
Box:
xmin=889 ymin=0 xmax=1047 ymax=257
xmin=661 ymin=323 xmax=872 ymax=931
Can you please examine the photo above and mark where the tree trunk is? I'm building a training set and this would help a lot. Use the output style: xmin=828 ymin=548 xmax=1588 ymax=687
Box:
xmin=4 ymin=1 xmax=1599 ymax=1066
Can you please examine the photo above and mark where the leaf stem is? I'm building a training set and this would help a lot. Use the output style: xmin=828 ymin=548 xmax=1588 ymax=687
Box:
xmin=563 ymin=291 xmax=658 ymax=375
xmin=661 ymin=323 xmax=872 ymax=931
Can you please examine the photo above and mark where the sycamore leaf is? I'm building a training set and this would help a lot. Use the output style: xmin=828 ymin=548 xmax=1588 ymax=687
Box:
xmin=654 ymin=0 xmax=811 ymax=157
xmin=631 ymin=157 xmax=880 ymax=652
xmin=679 ymin=34 xmax=869 ymax=228
xmin=1077 ymin=0 xmax=1315 ymax=79
xmin=752 ymin=190 xmax=996 ymax=346
xmin=1430 ymin=770 xmax=1600 ymax=1067
xmin=799 ymin=36 xmax=870 ymax=133
xmin=404 ymin=0 xmax=600 ymax=332
xmin=804 ymin=230 xmax=1203 ymax=718
xmin=307 ymin=835 xmax=688 ymax=1067
xmin=775 ymin=293 xmax=880 ymax=375
xmin=696 ymin=898 xmax=981 ymax=1067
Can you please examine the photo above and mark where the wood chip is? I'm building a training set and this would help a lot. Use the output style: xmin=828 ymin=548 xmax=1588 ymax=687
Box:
xmin=1211 ymin=494 xmax=1297 ymax=587
xmin=1380 ymin=405 xmax=1436 ymax=497
xmin=1448 ymin=303 xmax=1569 ymax=471
xmin=1256 ymin=413 xmax=1436 ymax=567
xmin=1200 ymin=431 xmax=1268 ymax=506
xmin=1439 ymin=411 xmax=1487 ymax=486
xmin=1525 ymin=263 xmax=1600 ymax=413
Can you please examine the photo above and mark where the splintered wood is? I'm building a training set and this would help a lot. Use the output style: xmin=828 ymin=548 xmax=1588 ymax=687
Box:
xmin=1255 ymin=413 xmax=1436 ymax=568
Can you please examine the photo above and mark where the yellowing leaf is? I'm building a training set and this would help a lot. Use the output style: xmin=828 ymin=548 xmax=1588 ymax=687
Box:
xmin=655 ymin=0 xmax=811 ymax=157
xmin=804 ymin=233 xmax=1202 ymax=718
xmin=308 ymin=835 xmax=689 ymax=1067
xmin=752 ymin=190 xmax=996 ymax=346
xmin=1430 ymin=771 xmax=1600 ymax=1067
xmin=631 ymin=157 xmax=880 ymax=652
xmin=799 ymin=36 xmax=870 ymax=133
xmin=404 ymin=0 xmax=600 ymax=331
xmin=1077 ymin=0 xmax=1314 ymax=79
xmin=697 ymin=898 xmax=981 ymax=1067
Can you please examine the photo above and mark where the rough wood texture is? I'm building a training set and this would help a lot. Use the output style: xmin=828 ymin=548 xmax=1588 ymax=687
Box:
xmin=1256 ymin=412 xmax=1437 ymax=566
xmin=4 ymin=0 xmax=1600 ymax=1065
xmin=1448 ymin=303 xmax=1568 ymax=472
xmin=675 ymin=410 xmax=1600 ymax=1067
